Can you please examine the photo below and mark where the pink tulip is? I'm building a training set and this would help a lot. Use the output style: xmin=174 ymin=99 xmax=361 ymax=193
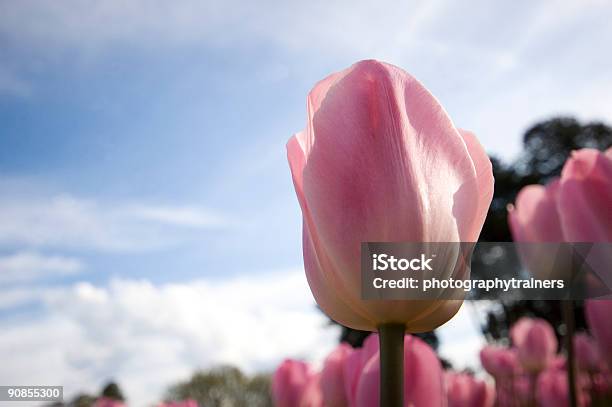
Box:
xmin=157 ymin=400 xmax=199 ymax=407
xmin=445 ymin=372 xmax=495 ymax=407
xmin=558 ymin=148 xmax=612 ymax=292
xmin=343 ymin=334 xmax=379 ymax=406
xmin=537 ymin=368 xmax=589 ymax=407
xmin=585 ymin=300 xmax=612 ymax=369
xmin=479 ymin=345 xmax=520 ymax=378
xmin=272 ymin=359 xmax=312 ymax=407
xmin=321 ymin=343 xmax=352 ymax=407
xmin=537 ymin=369 xmax=569 ymax=407
xmin=299 ymin=372 xmax=324 ymax=407
xmin=509 ymin=148 xmax=612 ymax=286
xmin=511 ymin=318 xmax=557 ymax=372
xmin=507 ymin=179 xmax=575 ymax=280
xmin=287 ymin=60 xmax=494 ymax=331
xmin=557 ymin=148 xmax=612 ymax=243
xmin=574 ymin=333 xmax=600 ymax=372
xmin=354 ymin=335 xmax=444 ymax=407
xmin=93 ymin=398 xmax=126 ymax=407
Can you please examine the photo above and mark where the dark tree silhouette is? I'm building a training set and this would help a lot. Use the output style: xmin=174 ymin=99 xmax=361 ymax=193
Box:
xmin=101 ymin=382 xmax=125 ymax=401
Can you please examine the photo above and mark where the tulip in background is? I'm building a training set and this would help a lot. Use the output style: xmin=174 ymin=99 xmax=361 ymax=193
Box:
xmin=508 ymin=147 xmax=612 ymax=407
xmin=93 ymin=398 xmax=127 ymax=407
xmin=321 ymin=343 xmax=352 ymax=407
xmin=272 ymin=359 xmax=318 ymax=407
xmin=480 ymin=345 xmax=520 ymax=379
xmin=157 ymin=400 xmax=199 ymax=407
xmin=511 ymin=317 xmax=558 ymax=373
xmin=355 ymin=335 xmax=444 ymax=407
xmin=508 ymin=147 xmax=612 ymax=286
xmin=445 ymin=372 xmax=495 ymax=407
xmin=272 ymin=334 xmax=446 ymax=407
xmin=573 ymin=333 xmax=600 ymax=373
xmin=287 ymin=59 xmax=494 ymax=406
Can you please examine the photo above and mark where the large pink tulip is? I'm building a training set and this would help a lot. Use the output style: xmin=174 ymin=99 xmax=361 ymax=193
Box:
xmin=272 ymin=359 xmax=313 ymax=407
xmin=445 ymin=372 xmax=495 ymax=407
xmin=479 ymin=345 xmax=520 ymax=378
xmin=511 ymin=318 xmax=557 ymax=373
xmin=287 ymin=59 xmax=494 ymax=331
xmin=585 ymin=300 xmax=612 ymax=369
xmin=321 ymin=343 xmax=352 ymax=407
xmin=354 ymin=335 xmax=444 ymax=407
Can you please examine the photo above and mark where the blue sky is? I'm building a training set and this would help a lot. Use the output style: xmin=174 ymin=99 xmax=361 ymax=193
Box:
xmin=1 ymin=1 xmax=612 ymax=405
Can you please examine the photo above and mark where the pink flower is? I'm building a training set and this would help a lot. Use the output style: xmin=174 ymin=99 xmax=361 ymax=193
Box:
xmin=287 ymin=60 xmax=494 ymax=331
xmin=511 ymin=318 xmax=557 ymax=373
xmin=445 ymin=372 xmax=495 ymax=407
xmin=320 ymin=343 xmax=352 ymax=407
xmin=93 ymin=398 xmax=126 ymax=407
xmin=157 ymin=400 xmax=199 ymax=407
xmin=354 ymin=335 xmax=444 ymax=407
xmin=537 ymin=369 xmax=588 ymax=407
xmin=343 ymin=334 xmax=379 ymax=406
xmin=272 ymin=359 xmax=313 ymax=407
xmin=585 ymin=300 xmax=612 ymax=369
xmin=299 ymin=373 xmax=324 ymax=407
xmin=574 ymin=333 xmax=600 ymax=372
xmin=537 ymin=369 xmax=569 ymax=407
xmin=479 ymin=345 xmax=520 ymax=378
xmin=509 ymin=148 xmax=612 ymax=286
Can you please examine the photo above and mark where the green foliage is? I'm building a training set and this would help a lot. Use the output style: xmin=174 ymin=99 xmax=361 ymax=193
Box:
xmin=165 ymin=366 xmax=272 ymax=407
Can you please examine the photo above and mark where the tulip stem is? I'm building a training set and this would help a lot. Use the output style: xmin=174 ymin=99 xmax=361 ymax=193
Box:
xmin=562 ymin=300 xmax=577 ymax=407
xmin=378 ymin=323 xmax=405 ymax=407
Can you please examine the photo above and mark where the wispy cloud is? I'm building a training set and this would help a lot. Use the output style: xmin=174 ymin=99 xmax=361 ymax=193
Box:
xmin=0 ymin=194 xmax=230 ymax=252
xmin=0 ymin=270 xmax=338 ymax=406
xmin=0 ymin=251 xmax=83 ymax=284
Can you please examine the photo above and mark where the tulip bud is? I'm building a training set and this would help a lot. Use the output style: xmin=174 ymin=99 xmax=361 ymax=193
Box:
xmin=320 ymin=343 xmax=352 ymax=407
xmin=574 ymin=333 xmax=600 ymax=372
xmin=511 ymin=318 xmax=557 ymax=373
xmin=354 ymin=335 xmax=444 ymax=407
xmin=445 ymin=372 xmax=495 ymax=407
xmin=585 ymin=300 xmax=612 ymax=369
xmin=479 ymin=345 xmax=520 ymax=378
xmin=272 ymin=359 xmax=312 ymax=407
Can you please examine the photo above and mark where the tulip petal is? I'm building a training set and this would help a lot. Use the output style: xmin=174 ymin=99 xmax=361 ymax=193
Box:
xmin=458 ymin=129 xmax=495 ymax=241
xmin=508 ymin=181 xmax=563 ymax=242
xmin=557 ymin=149 xmax=612 ymax=242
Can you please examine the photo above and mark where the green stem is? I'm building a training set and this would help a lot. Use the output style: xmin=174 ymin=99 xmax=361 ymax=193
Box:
xmin=562 ymin=300 xmax=578 ymax=407
xmin=378 ymin=323 xmax=405 ymax=407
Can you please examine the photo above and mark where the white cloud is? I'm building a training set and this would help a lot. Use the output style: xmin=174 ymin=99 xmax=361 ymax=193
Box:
xmin=437 ymin=302 xmax=492 ymax=373
xmin=0 ymin=270 xmax=339 ymax=407
xmin=0 ymin=251 xmax=83 ymax=284
xmin=1 ymin=1 xmax=611 ymax=159
xmin=0 ymin=194 xmax=230 ymax=252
